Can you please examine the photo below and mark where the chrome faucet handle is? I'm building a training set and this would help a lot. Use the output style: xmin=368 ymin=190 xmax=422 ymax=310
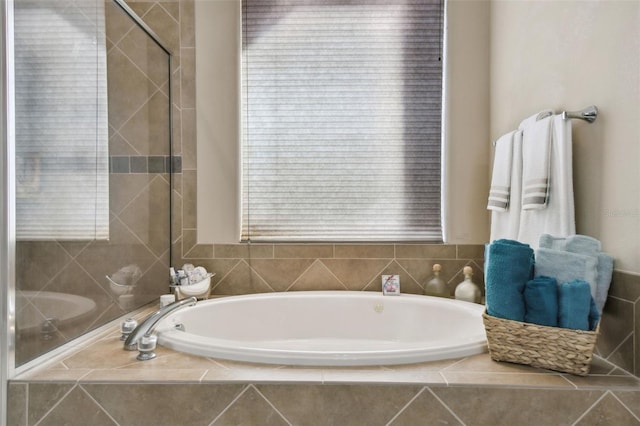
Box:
xmin=120 ymin=318 xmax=138 ymax=341
xmin=136 ymin=334 xmax=158 ymax=361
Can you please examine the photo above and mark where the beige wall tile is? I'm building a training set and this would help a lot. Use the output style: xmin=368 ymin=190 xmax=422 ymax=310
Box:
xmin=214 ymin=244 xmax=274 ymax=259
xmin=288 ymin=260 xmax=346 ymax=291
xmin=27 ymin=383 xmax=75 ymax=426
xmin=246 ymin=259 xmax=315 ymax=292
xmin=82 ymin=383 xmax=245 ymax=425
xmin=182 ymin=169 xmax=197 ymax=229
xmin=7 ymin=383 xmax=27 ymax=426
xmin=256 ymin=384 xmax=422 ymax=426
xmin=212 ymin=386 xmax=289 ymax=425
xmin=213 ymin=260 xmax=274 ymax=295
xmin=457 ymin=244 xmax=485 ymax=260
xmin=432 ymin=387 xmax=604 ymax=426
xmin=598 ymin=297 xmax=634 ymax=359
xmin=180 ymin=0 xmax=195 ymax=48
xmin=274 ymin=244 xmax=333 ymax=259
xmin=334 ymin=244 xmax=394 ymax=259
xmin=180 ymin=47 xmax=196 ymax=108
xmin=577 ymin=393 xmax=640 ymax=426
xmin=322 ymin=259 xmax=391 ymax=291
xmin=181 ymin=108 xmax=196 ymax=169
xmin=396 ymin=244 xmax=457 ymax=259
xmin=119 ymin=91 xmax=171 ymax=156
xmin=389 ymin=389 xmax=462 ymax=426
xmin=37 ymin=387 xmax=117 ymax=426
xmin=614 ymin=391 xmax=640 ymax=419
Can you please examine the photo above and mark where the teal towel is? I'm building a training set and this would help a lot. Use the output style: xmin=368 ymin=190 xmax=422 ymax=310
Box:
xmin=535 ymin=248 xmax=598 ymax=300
xmin=485 ymin=239 xmax=535 ymax=322
xmin=558 ymin=279 xmax=592 ymax=331
xmin=524 ymin=276 xmax=558 ymax=327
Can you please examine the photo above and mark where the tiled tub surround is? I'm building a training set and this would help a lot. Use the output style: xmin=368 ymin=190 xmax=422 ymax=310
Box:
xmin=7 ymin=304 xmax=640 ymax=426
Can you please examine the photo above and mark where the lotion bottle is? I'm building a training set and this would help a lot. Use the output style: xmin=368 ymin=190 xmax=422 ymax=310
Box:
xmin=424 ymin=264 xmax=448 ymax=297
xmin=454 ymin=266 xmax=481 ymax=303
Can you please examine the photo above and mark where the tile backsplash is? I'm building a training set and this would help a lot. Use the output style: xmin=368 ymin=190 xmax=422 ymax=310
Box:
xmin=174 ymin=243 xmax=485 ymax=297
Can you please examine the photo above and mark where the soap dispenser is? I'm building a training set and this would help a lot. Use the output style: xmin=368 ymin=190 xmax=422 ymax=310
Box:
xmin=424 ymin=264 xmax=448 ymax=297
xmin=454 ymin=266 xmax=481 ymax=303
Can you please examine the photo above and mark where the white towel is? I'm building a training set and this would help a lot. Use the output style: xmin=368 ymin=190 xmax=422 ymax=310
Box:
xmin=518 ymin=115 xmax=575 ymax=248
xmin=519 ymin=110 xmax=553 ymax=130
xmin=487 ymin=131 xmax=515 ymax=212
xmin=521 ymin=115 xmax=553 ymax=210
xmin=490 ymin=130 xmax=523 ymax=241
xmin=489 ymin=110 xmax=556 ymax=242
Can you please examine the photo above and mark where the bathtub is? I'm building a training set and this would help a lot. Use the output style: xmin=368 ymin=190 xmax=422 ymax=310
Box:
xmin=156 ymin=291 xmax=487 ymax=366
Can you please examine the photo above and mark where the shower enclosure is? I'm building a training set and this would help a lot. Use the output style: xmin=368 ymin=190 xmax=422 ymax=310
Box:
xmin=8 ymin=0 xmax=174 ymax=367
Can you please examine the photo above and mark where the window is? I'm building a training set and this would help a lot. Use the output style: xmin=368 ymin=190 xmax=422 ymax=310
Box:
xmin=242 ymin=0 xmax=443 ymax=241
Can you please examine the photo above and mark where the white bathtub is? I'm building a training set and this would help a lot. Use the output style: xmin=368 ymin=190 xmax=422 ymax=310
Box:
xmin=156 ymin=291 xmax=487 ymax=366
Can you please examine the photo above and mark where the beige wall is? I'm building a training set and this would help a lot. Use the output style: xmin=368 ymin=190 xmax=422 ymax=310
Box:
xmin=196 ymin=0 xmax=492 ymax=245
xmin=490 ymin=0 xmax=640 ymax=273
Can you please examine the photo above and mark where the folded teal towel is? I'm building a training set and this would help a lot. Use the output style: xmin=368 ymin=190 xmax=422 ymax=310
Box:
xmin=565 ymin=235 xmax=601 ymax=257
xmin=524 ymin=276 xmax=558 ymax=327
xmin=485 ymin=239 xmax=535 ymax=322
xmin=535 ymin=248 xmax=598 ymax=299
xmin=538 ymin=233 xmax=614 ymax=314
xmin=558 ymin=279 xmax=592 ymax=331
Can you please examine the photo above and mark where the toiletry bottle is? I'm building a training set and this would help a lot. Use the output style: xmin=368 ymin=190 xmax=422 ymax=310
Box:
xmin=424 ymin=264 xmax=448 ymax=297
xmin=454 ymin=266 xmax=481 ymax=303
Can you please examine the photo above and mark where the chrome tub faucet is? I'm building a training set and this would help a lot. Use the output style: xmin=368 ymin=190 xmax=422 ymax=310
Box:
xmin=123 ymin=296 xmax=197 ymax=359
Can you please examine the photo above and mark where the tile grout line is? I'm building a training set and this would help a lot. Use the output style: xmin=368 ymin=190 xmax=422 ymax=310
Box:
xmin=569 ymin=390 xmax=609 ymax=426
xmin=384 ymin=386 xmax=425 ymax=426
xmin=78 ymin=384 xmax=122 ymax=426
xmin=252 ymin=384 xmax=294 ymax=426
xmin=31 ymin=383 xmax=78 ymax=426
xmin=610 ymin=390 xmax=640 ymax=423
xmin=426 ymin=386 xmax=467 ymax=425
xmin=604 ymin=331 xmax=634 ymax=368
xmin=206 ymin=384 xmax=252 ymax=426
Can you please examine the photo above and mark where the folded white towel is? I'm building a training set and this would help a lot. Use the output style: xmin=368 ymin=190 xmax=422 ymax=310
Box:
xmin=487 ymin=131 xmax=515 ymax=212
xmin=518 ymin=115 xmax=575 ymax=248
xmin=490 ymin=130 xmax=523 ymax=241
xmin=521 ymin=115 xmax=553 ymax=210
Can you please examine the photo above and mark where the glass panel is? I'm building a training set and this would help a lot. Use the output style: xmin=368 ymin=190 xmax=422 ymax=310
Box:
xmin=14 ymin=0 xmax=172 ymax=366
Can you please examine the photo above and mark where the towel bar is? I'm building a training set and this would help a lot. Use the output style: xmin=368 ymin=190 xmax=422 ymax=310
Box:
xmin=561 ymin=105 xmax=598 ymax=123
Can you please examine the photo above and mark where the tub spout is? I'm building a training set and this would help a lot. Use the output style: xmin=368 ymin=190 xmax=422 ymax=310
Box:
xmin=123 ymin=296 xmax=197 ymax=351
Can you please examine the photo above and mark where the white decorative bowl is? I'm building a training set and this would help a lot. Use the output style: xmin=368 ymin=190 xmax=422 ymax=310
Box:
xmin=176 ymin=273 xmax=214 ymax=299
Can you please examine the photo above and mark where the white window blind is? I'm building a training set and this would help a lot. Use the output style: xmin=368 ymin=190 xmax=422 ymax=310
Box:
xmin=242 ymin=0 xmax=443 ymax=241
xmin=14 ymin=0 xmax=109 ymax=241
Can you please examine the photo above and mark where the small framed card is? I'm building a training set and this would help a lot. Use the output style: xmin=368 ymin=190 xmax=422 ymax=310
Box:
xmin=381 ymin=274 xmax=400 ymax=295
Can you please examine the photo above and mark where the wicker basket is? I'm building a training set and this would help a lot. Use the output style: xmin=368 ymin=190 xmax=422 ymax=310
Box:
xmin=482 ymin=312 xmax=599 ymax=376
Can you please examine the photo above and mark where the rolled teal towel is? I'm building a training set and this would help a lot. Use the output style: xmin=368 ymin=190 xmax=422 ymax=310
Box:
xmin=524 ymin=276 xmax=558 ymax=327
xmin=485 ymin=239 xmax=535 ymax=322
xmin=558 ymin=279 xmax=592 ymax=331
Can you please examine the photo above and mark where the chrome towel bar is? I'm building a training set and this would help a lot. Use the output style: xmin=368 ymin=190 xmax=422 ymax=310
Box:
xmin=561 ymin=105 xmax=598 ymax=123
